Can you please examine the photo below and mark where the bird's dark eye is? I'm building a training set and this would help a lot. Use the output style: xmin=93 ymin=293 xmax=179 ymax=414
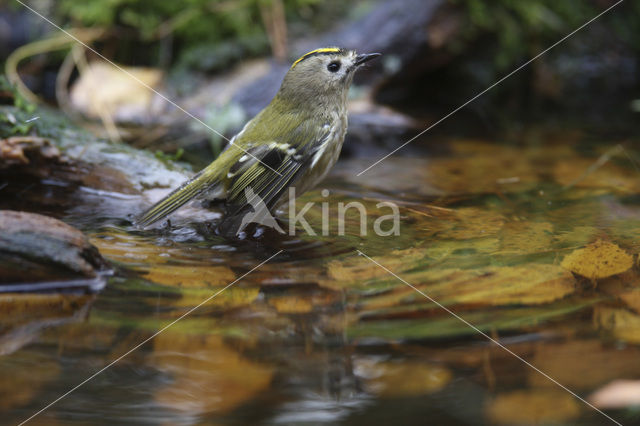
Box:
xmin=327 ymin=61 xmax=341 ymax=72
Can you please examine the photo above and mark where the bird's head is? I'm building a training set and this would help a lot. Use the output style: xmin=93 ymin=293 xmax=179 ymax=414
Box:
xmin=277 ymin=47 xmax=381 ymax=108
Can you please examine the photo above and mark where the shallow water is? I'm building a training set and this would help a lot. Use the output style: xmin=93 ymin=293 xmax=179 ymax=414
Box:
xmin=3 ymin=135 xmax=640 ymax=425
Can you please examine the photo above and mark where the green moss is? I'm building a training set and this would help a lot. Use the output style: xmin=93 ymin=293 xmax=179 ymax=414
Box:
xmin=0 ymin=75 xmax=36 ymax=112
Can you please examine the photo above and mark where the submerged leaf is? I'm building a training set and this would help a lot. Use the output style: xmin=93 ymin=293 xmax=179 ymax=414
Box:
xmin=561 ymin=240 xmax=633 ymax=280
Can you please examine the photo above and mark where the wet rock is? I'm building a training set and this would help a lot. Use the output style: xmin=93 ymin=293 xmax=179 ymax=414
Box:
xmin=0 ymin=210 xmax=109 ymax=292
xmin=0 ymin=106 xmax=190 ymax=193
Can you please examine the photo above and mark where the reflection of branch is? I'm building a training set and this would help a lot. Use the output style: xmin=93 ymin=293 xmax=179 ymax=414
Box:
xmin=563 ymin=144 xmax=624 ymax=190
xmin=5 ymin=28 xmax=104 ymax=104
xmin=259 ymin=0 xmax=288 ymax=62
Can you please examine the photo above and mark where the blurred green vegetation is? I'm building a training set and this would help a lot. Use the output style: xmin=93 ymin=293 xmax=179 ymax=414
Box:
xmin=53 ymin=0 xmax=348 ymax=72
xmin=0 ymin=75 xmax=35 ymax=114
xmin=0 ymin=75 xmax=36 ymax=137
xmin=453 ymin=0 xmax=639 ymax=70
xmin=42 ymin=0 xmax=639 ymax=81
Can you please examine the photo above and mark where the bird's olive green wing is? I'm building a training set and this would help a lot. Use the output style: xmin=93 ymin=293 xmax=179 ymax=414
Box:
xmin=223 ymin=119 xmax=329 ymax=216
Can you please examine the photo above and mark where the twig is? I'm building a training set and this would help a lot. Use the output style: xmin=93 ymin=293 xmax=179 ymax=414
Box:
xmin=5 ymin=28 xmax=104 ymax=104
xmin=563 ymin=144 xmax=624 ymax=190
xmin=259 ymin=0 xmax=288 ymax=61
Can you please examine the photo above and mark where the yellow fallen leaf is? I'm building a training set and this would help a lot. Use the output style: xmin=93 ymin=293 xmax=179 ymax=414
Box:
xmin=354 ymin=357 xmax=451 ymax=397
xmin=486 ymin=390 xmax=580 ymax=425
xmin=561 ymin=240 xmax=633 ymax=280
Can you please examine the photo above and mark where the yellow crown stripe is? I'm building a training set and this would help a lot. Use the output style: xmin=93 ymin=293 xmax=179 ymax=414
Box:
xmin=291 ymin=47 xmax=342 ymax=68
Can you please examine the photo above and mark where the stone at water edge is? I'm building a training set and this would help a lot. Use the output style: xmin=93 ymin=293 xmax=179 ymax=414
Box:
xmin=0 ymin=210 xmax=109 ymax=292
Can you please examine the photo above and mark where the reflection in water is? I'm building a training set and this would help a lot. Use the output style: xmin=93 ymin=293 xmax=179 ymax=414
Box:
xmin=2 ymin=138 xmax=640 ymax=424
xmin=271 ymin=391 xmax=371 ymax=424
xmin=0 ymin=294 xmax=93 ymax=355
xmin=151 ymin=333 xmax=274 ymax=415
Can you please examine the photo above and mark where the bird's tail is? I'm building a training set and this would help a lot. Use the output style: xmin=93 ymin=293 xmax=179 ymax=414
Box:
xmin=135 ymin=169 xmax=221 ymax=228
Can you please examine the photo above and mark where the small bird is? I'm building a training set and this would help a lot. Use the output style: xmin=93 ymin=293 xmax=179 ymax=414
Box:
xmin=136 ymin=47 xmax=380 ymax=234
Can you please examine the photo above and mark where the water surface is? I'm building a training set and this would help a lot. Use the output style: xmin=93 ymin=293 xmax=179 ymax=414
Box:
xmin=3 ymin=135 xmax=640 ymax=425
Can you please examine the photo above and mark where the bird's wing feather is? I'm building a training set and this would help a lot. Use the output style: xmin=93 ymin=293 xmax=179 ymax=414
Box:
xmin=224 ymin=119 xmax=329 ymax=216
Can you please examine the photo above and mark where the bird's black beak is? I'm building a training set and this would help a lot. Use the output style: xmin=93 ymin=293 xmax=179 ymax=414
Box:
xmin=354 ymin=52 xmax=381 ymax=66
